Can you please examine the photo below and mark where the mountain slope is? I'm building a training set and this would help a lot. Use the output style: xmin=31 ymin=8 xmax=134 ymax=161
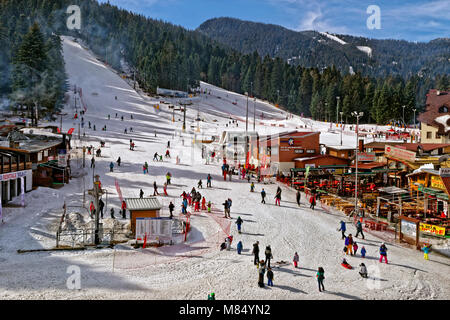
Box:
xmin=197 ymin=17 xmax=450 ymax=78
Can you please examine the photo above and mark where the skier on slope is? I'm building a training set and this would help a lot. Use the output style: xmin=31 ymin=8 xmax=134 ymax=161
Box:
xmin=274 ymin=187 xmax=281 ymax=206
xmin=261 ymin=188 xmax=266 ymax=204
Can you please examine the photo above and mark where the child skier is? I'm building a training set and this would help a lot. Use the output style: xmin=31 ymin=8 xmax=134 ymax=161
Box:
xmin=361 ymin=246 xmax=367 ymax=258
xmin=267 ymin=267 xmax=274 ymax=287
xmin=237 ymin=241 xmax=243 ymax=254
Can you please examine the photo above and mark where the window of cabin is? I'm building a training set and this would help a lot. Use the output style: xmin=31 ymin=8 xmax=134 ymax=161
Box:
xmin=427 ymin=132 xmax=432 ymax=139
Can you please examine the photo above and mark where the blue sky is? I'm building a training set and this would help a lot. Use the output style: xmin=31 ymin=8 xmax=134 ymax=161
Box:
xmin=100 ymin=0 xmax=449 ymax=42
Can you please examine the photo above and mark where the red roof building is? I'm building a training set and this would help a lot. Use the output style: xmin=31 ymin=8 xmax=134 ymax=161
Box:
xmin=418 ymin=89 xmax=450 ymax=143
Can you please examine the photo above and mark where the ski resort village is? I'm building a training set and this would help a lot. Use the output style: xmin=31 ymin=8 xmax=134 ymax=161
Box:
xmin=0 ymin=0 xmax=449 ymax=303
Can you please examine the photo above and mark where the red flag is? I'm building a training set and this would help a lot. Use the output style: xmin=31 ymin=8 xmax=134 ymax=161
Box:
xmin=67 ymin=128 xmax=75 ymax=135
xmin=57 ymin=128 xmax=61 ymax=133
xmin=143 ymin=233 xmax=147 ymax=248
xmin=115 ymin=179 xmax=123 ymax=202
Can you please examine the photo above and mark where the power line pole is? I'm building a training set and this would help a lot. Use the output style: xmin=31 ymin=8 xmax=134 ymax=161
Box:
xmin=246 ymin=91 xmax=249 ymax=132
xmin=94 ymin=174 xmax=100 ymax=245
xmin=352 ymin=111 xmax=363 ymax=217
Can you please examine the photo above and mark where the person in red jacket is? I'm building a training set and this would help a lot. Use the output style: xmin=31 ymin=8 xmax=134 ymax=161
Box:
xmin=201 ymin=197 xmax=207 ymax=210
xmin=121 ymin=200 xmax=127 ymax=219
xmin=89 ymin=201 xmax=95 ymax=218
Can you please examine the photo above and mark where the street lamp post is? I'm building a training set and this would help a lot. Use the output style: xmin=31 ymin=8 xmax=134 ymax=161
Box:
xmin=413 ymin=108 xmax=416 ymax=129
xmin=340 ymin=111 xmax=344 ymax=146
xmin=246 ymin=92 xmax=249 ymax=133
xmin=351 ymin=111 xmax=364 ymax=217
xmin=336 ymin=96 xmax=340 ymax=125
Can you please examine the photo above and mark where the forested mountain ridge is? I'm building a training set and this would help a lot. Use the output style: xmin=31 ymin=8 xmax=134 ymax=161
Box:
xmin=0 ymin=1 xmax=448 ymax=125
xmin=197 ymin=17 xmax=450 ymax=79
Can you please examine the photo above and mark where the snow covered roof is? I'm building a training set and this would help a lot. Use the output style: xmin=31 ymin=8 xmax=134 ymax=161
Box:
xmin=125 ymin=197 xmax=162 ymax=211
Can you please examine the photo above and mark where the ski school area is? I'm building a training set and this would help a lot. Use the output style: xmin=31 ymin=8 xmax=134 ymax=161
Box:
xmin=0 ymin=36 xmax=448 ymax=300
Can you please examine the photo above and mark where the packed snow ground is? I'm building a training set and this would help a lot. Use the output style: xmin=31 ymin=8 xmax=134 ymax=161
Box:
xmin=0 ymin=36 xmax=447 ymax=300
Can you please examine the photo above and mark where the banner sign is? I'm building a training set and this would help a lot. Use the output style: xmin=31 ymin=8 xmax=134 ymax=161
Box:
xmin=385 ymin=145 xmax=416 ymax=162
xmin=430 ymin=176 xmax=445 ymax=190
xmin=58 ymin=150 xmax=67 ymax=167
xmin=136 ymin=217 xmax=173 ymax=241
xmin=0 ymin=170 xmax=30 ymax=182
xmin=419 ymin=223 xmax=446 ymax=237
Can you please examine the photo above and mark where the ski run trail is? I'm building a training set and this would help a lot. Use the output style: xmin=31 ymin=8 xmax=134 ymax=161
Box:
xmin=0 ymin=36 xmax=448 ymax=300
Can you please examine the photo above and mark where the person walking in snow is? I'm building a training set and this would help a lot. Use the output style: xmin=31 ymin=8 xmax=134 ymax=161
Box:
xmin=353 ymin=241 xmax=359 ymax=256
xmin=293 ymin=252 xmax=299 ymax=268
xmin=222 ymin=200 xmax=230 ymax=218
xmin=207 ymin=174 xmax=212 ymax=188
xmin=143 ymin=162 xmax=149 ymax=174
xmin=345 ymin=234 xmax=354 ymax=256
xmin=237 ymin=241 xmax=243 ymax=254
xmin=261 ymin=188 xmax=266 ymax=204
xmin=235 ymin=216 xmax=243 ymax=233
xmin=316 ymin=267 xmax=325 ymax=292
xmin=258 ymin=260 xmax=266 ymax=287
xmin=166 ymin=172 xmax=172 ymax=185
xmin=355 ymin=220 xmax=365 ymax=239
xmin=90 ymin=157 xmax=95 ymax=168
xmin=153 ymin=181 xmax=159 ymax=196
xmin=117 ymin=157 xmax=121 ymax=167
xmin=274 ymin=187 xmax=281 ymax=206
xmin=163 ymin=183 xmax=168 ymax=196
xmin=252 ymin=241 xmax=260 ymax=266
xmin=121 ymin=200 xmax=127 ymax=219
xmin=140 ymin=189 xmax=144 ymax=199
xmin=309 ymin=194 xmax=316 ymax=210
xmin=153 ymin=152 xmax=159 ymax=161
xmin=338 ymin=220 xmax=347 ymax=240
xmin=250 ymin=182 xmax=255 ymax=192
xmin=169 ymin=201 xmax=174 ymax=219
xmin=201 ymin=197 xmax=207 ymax=210
xmin=296 ymin=189 xmax=301 ymax=206
xmin=99 ymin=198 xmax=105 ymax=219
xmin=265 ymin=245 xmax=273 ymax=268
xmin=361 ymin=246 xmax=367 ymax=258
xmin=89 ymin=201 xmax=95 ymax=218
xmin=379 ymin=243 xmax=388 ymax=264
xmin=198 ymin=179 xmax=203 ymax=189
xmin=110 ymin=208 xmax=115 ymax=219
xmin=267 ymin=267 xmax=274 ymax=287
xmin=109 ymin=162 xmax=114 ymax=172
xmin=359 ymin=263 xmax=368 ymax=278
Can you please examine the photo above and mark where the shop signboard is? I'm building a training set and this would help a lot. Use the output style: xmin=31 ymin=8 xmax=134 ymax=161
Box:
xmin=439 ymin=168 xmax=450 ymax=177
xmin=385 ymin=146 xmax=416 ymax=162
xmin=419 ymin=223 xmax=446 ymax=237
xmin=430 ymin=176 xmax=445 ymax=190
xmin=58 ymin=150 xmax=67 ymax=167
xmin=357 ymin=152 xmax=376 ymax=162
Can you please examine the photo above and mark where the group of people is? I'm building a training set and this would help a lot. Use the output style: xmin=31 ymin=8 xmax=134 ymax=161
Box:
xmin=180 ymin=187 xmax=211 ymax=215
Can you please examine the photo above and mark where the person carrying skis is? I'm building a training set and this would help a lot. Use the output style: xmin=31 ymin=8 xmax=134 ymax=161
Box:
xmin=207 ymin=174 xmax=212 ymax=188
xmin=261 ymin=188 xmax=266 ymax=204
xmin=117 ymin=157 xmax=121 ymax=167
xmin=121 ymin=200 xmax=127 ymax=219
xmin=293 ymin=252 xmax=299 ymax=268
xmin=379 ymin=243 xmax=388 ymax=264
xmin=252 ymin=241 xmax=260 ymax=265
xmin=359 ymin=263 xmax=368 ymax=278
xmin=140 ymin=189 xmax=144 ymax=199
xmin=338 ymin=220 xmax=347 ymax=240
xmin=296 ymin=189 xmax=301 ymax=206
xmin=316 ymin=267 xmax=325 ymax=292
xmin=250 ymin=182 xmax=255 ymax=192
xmin=153 ymin=181 xmax=159 ymax=196
xmin=235 ymin=216 xmax=243 ymax=233
xmin=355 ymin=219 xmax=365 ymax=239
xmin=267 ymin=267 xmax=274 ymax=287
xmin=109 ymin=162 xmax=114 ymax=172
xmin=265 ymin=245 xmax=273 ymax=268
xmin=169 ymin=201 xmax=174 ymax=219
xmin=237 ymin=241 xmax=243 ymax=254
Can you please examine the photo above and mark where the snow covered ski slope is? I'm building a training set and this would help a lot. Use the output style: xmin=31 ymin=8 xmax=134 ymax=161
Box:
xmin=0 ymin=36 xmax=447 ymax=300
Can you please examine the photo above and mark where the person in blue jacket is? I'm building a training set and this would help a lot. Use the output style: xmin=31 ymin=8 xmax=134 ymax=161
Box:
xmin=339 ymin=221 xmax=346 ymax=239
xmin=237 ymin=241 xmax=243 ymax=254
xmin=109 ymin=162 xmax=114 ymax=172
xmin=421 ymin=244 xmax=431 ymax=260
xmin=379 ymin=243 xmax=388 ymax=264
xmin=361 ymin=246 xmax=367 ymax=258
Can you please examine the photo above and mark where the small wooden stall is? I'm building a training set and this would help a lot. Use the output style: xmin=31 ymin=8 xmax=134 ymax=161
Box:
xmin=124 ymin=197 xmax=162 ymax=236
xmin=398 ymin=215 xmax=420 ymax=249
